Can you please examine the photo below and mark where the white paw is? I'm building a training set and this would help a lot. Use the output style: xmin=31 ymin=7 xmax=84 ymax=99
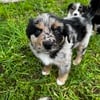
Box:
xmin=73 ymin=59 xmax=81 ymax=65
xmin=42 ymin=71 xmax=50 ymax=75
xmin=73 ymin=60 xmax=78 ymax=65
xmin=38 ymin=97 xmax=51 ymax=100
xmin=56 ymin=79 xmax=65 ymax=86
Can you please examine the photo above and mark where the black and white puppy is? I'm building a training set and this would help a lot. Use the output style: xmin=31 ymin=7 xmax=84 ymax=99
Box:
xmin=26 ymin=0 xmax=100 ymax=85
xmin=66 ymin=2 xmax=100 ymax=33
xmin=67 ymin=2 xmax=88 ymax=18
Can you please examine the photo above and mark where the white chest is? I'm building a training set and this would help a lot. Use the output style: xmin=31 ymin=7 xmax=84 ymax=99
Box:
xmin=29 ymin=43 xmax=53 ymax=65
xmin=36 ymin=53 xmax=54 ymax=65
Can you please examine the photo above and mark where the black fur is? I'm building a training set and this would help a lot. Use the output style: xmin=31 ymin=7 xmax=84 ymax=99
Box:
xmin=82 ymin=5 xmax=88 ymax=13
xmin=50 ymin=49 xmax=61 ymax=58
xmin=26 ymin=19 xmax=42 ymax=39
xmin=83 ymin=0 xmax=100 ymax=20
xmin=92 ymin=15 xmax=100 ymax=33
xmin=92 ymin=15 xmax=100 ymax=25
xmin=51 ymin=25 xmax=64 ymax=44
xmin=67 ymin=3 xmax=73 ymax=11
xmin=87 ymin=0 xmax=100 ymax=33
xmin=62 ymin=17 xmax=87 ymax=44
xmin=97 ymin=28 xmax=100 ymax=33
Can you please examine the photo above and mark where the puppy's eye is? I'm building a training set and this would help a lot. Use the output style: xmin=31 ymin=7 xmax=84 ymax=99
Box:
xmin=34 ymin=28 xmax=42 ymax=37
xmin=71 ymin=7 xmax=75 ymax=10
xmin=78 ymin=6 xmax=83 ymax=12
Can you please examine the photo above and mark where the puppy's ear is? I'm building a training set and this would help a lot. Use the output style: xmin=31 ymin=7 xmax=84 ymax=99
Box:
xmin=67 ymin=3 xmax=73 ymax=11
xmin=83 ymin=5 xmax=88 ymax=13
xmin=51 ymin=22 xmax=64 ymax=43
xmin=26 ymin=18 xmax=42 ymax=38
xmin=51 ymin=21 xmax=64 ymax=34
xmin=51 ymin=24 xmax=63 ymax=33
xmin=26 ymin=18 xmax=35 ymax=39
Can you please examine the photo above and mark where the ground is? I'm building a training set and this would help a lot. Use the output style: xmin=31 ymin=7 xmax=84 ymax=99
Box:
xmin=0 ymin=0 xmax=100 ymax=100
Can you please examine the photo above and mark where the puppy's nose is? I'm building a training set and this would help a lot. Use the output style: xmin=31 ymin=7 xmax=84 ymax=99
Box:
xmin=43 ymin=41 xmax=52 ymax=50
xmin=74 ymin=13 xmax=77 ymax=16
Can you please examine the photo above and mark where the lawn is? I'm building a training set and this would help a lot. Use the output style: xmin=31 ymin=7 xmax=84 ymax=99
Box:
xmin=0 ymin=0 xmax=100 ymax=100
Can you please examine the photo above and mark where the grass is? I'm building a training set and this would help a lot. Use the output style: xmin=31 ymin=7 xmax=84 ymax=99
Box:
xmin=0 ymin=0 xmax=100 ymax=100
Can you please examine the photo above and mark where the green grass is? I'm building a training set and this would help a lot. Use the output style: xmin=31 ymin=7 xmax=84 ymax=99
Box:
xmin=0 ymin=0 xmax=100 ymax=100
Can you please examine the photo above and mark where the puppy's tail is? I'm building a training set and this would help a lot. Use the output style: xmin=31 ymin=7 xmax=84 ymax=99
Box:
xmin=85 ymin=0 xmax=100 ymax=20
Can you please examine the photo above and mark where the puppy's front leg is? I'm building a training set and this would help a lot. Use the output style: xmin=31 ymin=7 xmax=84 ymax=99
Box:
xmin=57 ymin=64 xmax=70 ymax=85
xmin=42 ymin=65 xmax=52 ymax=75
xmin=73 ymin=45 xmax=86 ymax=65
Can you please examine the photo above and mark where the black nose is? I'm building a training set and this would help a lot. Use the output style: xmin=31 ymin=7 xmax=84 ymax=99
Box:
xmin=43 ymin=41 xmax=52 ymax=50
xmin=74 ymin=13 xmax=77 ymax=16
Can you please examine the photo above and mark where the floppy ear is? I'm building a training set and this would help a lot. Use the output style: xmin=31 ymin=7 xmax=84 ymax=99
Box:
xmin=26 ymin=18 xmax=35 ymax=39
xmin=26 ymin=18 xmax=43 ymax=39
xmin=51 ymin=22 xmax=64 ymax=33
xmin=67 ymin=3 xmax=73 ymax=11
xmin=51 ymin=21 xmax=64 ymax=37
xmin=83 ymin=5 xmax=88 ymax=13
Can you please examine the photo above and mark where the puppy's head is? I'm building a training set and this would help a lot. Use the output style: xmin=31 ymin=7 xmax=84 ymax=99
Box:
xmin=67 ymin=3 xmax=88 ymax=17
xmin=26 ymin=13 xmax=64 ymax=53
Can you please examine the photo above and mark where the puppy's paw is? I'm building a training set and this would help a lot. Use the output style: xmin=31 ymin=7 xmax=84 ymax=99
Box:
xmin=57 ymin=73 xmax=69 ymax=85
xmin=56 ymin=79 xmax=65 ymax=86
xmin=73 ymin=58 xmax=82 ymax=65
xmin=42 ymin=70 xmax=50 ymax=75
xmin=42 ymin=66 xmax=51 ymax=75
xmin=38 ymin=97 xmax=52 ymax=100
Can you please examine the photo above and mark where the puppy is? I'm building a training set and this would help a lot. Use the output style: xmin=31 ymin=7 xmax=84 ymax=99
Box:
xmin=66 ymin=2 xmax=100 ymax=34
xmin=67 ymin=2 xmax=88 ymax=18
xmin=26 ymin=0 xmax=100 ymax=85
xmin=26 ymin=13 xmax=72 ymax=85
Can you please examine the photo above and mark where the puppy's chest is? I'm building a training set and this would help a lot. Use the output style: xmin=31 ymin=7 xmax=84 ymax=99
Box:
xmin=30 ymin=42 xmax=72 ymax=66
xmin=33 ymin=47 xmax=72 ymax=67
xmin=35 ymin=51 xmax=67 ymax=65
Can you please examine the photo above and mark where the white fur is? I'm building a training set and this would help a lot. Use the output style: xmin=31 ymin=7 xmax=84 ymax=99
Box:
xmin=0 ymin=0 xmax=24 ymax=3
xmin=56 ymin=79 xmax=65 ymax=85
xmin=38 ymin=97 xmax=51 ymax=100
xmin=81 ymin=24 xmax=92 ymax=50
xmin=42 ymin=70 xmax=50 ymax=75
xmin=29 ymin=43 xmax=53 ymax=65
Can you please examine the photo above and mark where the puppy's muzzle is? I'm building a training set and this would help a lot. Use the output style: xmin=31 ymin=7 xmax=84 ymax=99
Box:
xmin=74 ymin=13 xmax=78 ymax=16
xmin=43 ymin=41 xmax=53 ymax=50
